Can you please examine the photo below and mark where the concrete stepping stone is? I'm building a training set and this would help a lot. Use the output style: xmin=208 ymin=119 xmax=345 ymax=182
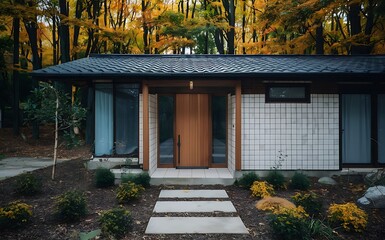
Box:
xmin=159 ymin=189 xmax=228 ymax=198
xmin=153 ymin=201 xmax=236 ymax=213
xmin=145 ymin=217 xmax=249 ymax=234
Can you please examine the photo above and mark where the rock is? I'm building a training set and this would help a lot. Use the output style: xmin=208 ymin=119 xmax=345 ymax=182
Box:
xmin=364 ymin=169 xmax=385 ymax=186
xmin=357 ymin=186 xmax=385 ymax=208
xmin=318 ymin=177 xmax=337 ymax=185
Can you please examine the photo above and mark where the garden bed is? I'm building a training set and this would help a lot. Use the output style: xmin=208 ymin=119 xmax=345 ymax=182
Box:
xmin=0 ymin=159 xmax=384 ymax=239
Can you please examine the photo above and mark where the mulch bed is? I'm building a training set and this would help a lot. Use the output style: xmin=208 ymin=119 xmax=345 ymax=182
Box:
xmin=0 ymin=159 xmax=384 ymax=239
xmin=1 ymin=127 xmax=385 ymax=239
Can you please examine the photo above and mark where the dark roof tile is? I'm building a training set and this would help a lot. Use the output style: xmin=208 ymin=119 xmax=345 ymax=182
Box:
xmin=31 ymin=54 xmax=385 ymax=80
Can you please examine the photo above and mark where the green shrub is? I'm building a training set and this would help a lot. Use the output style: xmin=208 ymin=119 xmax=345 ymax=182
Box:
xmin=291 ymin=192 xmax=323 ymax=216
xmin=14 ymin=172 xmax=42 ymax=195
xmin=95 ymin=168 xmax=115 ymax=188
xmin=55 ymin=190 xmax=87 ymax=222
xmin=0 ymin=201 xmax=33 ymax=229
xmin=290 ymin=172 xmax=311 ymax=190
xmin=121 ymin=172 xmax=151 ymax=188
xmin=99 ymin=207 xmax=132 ymax=239
xmin=265 ymin=171 xmax=286 ymax=189
xmin=269 ymin=206 xmax=309 ymax=240
xmin=116 ymin=182 xmax=144 ymax=203
xmin=235 ymin=172 xmax=260 ymax=189
xmin=306 ymin=218 xmax=338 ymax=240
xmin=63 ymin=130 xmax=82 ymax=149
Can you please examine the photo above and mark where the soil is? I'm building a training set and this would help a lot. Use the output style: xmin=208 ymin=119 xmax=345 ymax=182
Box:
xmin=1 ymin=126 xmax=385 ymax=239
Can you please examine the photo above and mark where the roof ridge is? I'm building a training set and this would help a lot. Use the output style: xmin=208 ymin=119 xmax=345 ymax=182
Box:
xmin=88 ymin=54 xmax=385 ymax=58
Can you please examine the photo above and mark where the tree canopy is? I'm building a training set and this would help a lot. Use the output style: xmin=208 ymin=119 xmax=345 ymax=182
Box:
xmin=0 ymin=0 xmax=384 ymax=71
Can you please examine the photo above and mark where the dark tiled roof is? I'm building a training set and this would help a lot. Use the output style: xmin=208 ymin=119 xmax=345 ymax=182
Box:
xmin=31 ymin=54 xmax=385 ymax=80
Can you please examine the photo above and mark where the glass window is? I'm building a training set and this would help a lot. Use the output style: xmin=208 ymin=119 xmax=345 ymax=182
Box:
xmin=115 ymin=85 xmax=139 ymax=156
xmin=266 ymin=85 xmax=310 ymax=103
xmin=159 ymin=96 xmax=174 ymax=165
xmin=94 ymin=84 xmax=139 ymax=157
xmin=379 ymin=94 xmax=385 ymax=163
xmin=212 ymin=96 xmax=226 ymax=164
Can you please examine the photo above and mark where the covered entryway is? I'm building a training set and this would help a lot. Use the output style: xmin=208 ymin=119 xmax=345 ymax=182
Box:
xmin=142 ymin=79 xmax=242 ymax=175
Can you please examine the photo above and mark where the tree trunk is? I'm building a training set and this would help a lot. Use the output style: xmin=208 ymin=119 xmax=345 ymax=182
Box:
xmin=12 ymin=13 xmax=20 ymax=136
xmin=142 ymin=0 xmax=150 ymax=54
xmin=59 ymin=0 xmax=70 ymax=63
xmin=349 ymin=3 xmax=365 ymax=54
xmin=315 ymin=25 xmax=324 ymax=55
xmin=52 ymin=92 xmax=59 ymax=180
xmin=73 ymin=0 xmax=83 ymax=60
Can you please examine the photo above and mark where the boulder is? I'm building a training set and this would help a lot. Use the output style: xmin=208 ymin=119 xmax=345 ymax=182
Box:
xmin=364 ymin=169 xmax=385 ymax=186
xmin=318 ymin=177 xmax=337 ymax=185
xmin=357 ymin=186 xmax=385 ymax=208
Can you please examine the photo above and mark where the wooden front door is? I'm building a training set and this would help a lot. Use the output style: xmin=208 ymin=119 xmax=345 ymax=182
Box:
xmin=176 ymin=94 xmax=210 ymax=168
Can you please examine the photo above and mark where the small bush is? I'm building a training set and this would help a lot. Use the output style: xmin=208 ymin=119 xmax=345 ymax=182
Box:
xmin=306 ymin=218 xmax=338 ymax=240
xmin=55 ymin=190 xmax=87 ymax=222
xmin=235 ymin=172 xmax=260 ymax=189
xmin=116 ymin=182 xmax=145 ymax=203
xmin=14 ymin=173 xmax=42 ymax=195
xmin=0 ymin=201 xmax=33 ymax=229
xmin=99 ymin=207 xmax=132 ymax=239
xmin=63 ymin=130 xmax=82 ymax=149
xmin=290 ymin=172 xmax=311 ymax=190
xmin=250 ymin=181 xmax=275 ymax=198
xmin=269 ymin=206 xmax=309 ymax=240
xmin=328 ymin=202 xmax=368 ymax=232
xmin=291 ymin=192 xmax=322 ymax=216
xmin=265 ymin=170 xmax=286 ymax=189
xmin=256 ymin=196 xmax=295 ymax=212
xmin=95 ymin=168 xmax=115 ymax=188
xmin=121 ymin=172 xmax=151 ymax=188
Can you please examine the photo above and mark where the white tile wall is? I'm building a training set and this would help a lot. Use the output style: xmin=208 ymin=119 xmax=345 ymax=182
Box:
xmin=149 ymin=94 xmax=158 ymax=175
xmin=227 ymin=94 xmax=236 ymax=174
xmin=241 ymin=94 xmax=339 ymax=170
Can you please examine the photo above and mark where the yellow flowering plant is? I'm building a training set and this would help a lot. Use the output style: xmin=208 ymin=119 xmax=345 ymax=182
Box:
xmin=250 ymin=180 xmax=275 ymax=198
xmin=116 ymin=182 xmax=145 ymax=203
xmin=0 ymin=201 xmax=33 ymax=229
xmin=269 ymin=206 xmax=309 ymax=239
xmin=328 ymin=202 xmax=368 ymax=232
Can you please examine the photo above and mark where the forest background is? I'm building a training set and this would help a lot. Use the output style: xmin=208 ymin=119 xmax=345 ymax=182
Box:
xmin=0 ymin=0 xmax=384 ymax=137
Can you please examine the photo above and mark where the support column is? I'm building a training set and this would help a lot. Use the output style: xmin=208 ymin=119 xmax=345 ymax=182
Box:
xmin=142 ymin=83 xmax=149 ymax=171
xmin=235 ymin=81 xmax=242 ymax=171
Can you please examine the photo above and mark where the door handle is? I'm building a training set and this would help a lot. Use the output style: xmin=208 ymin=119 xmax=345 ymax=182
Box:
xmin=177 ymin=135 xmax=181 ymax=164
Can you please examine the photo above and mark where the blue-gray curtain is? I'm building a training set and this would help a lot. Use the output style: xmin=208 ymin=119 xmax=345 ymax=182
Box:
xmin=342 ymin=94 xmax=371 ymax=164
xmin=95 ymin=84 xmax=113 ymax=156
xmin=379 ymin=95 xmax=385 ymax=163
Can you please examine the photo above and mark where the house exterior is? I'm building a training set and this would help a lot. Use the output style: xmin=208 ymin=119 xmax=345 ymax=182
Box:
xmin=32 ymin=54 xmax=385 ymax=177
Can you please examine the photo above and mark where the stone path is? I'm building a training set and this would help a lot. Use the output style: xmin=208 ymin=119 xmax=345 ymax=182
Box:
xmin=145 ymin=189 xmax=249 ymax=235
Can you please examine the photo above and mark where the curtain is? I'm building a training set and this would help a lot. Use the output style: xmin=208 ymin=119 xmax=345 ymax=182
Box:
xmin=342 ymin=94 xmax=371 ymax=164
xmin=95 ymin=84 xmax=113 ymax=156
xmin=379 ymin=95 xmax=385 ymax=163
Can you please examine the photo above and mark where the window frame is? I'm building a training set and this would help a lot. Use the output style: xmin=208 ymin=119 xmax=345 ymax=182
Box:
xmin=93 ymin=83 xmax=140 ymax=158
xmin=265 ymin=84 xmax=310 ymax=103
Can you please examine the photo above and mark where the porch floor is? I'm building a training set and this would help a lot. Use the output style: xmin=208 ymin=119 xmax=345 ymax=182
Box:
xmin=150 ymin=168 xmax=234 ymax=185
